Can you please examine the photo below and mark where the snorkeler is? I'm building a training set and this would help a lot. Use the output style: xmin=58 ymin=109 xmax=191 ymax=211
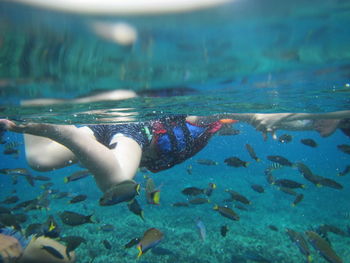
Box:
xmin=0 ymin=109 xmax=349 ymax=196
xmin=0 ymin=228 xmax=75 ymax=263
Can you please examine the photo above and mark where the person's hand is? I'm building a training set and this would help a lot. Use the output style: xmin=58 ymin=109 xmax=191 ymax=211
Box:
xmin=0 ymin=233 xmax=23 ymax=263
xmin=313 ymin=119 xmax=341 ymax=137
xmin=249 ymin=113 xmax=292 ymax=140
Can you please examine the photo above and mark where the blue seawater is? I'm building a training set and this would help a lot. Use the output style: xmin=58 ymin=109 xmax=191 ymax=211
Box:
xmin=0 ymin=0 xmax=349 ymax=262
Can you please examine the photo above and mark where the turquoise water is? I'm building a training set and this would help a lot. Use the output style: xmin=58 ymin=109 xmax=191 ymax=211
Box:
xmin=1 ymin=0 xmax=350 ymax=262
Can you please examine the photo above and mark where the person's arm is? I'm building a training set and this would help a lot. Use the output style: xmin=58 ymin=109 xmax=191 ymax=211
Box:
xmin=187 ymin=111 xmax=350 ymax=139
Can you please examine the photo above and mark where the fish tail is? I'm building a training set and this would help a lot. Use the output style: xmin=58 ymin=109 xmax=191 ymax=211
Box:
xmin=136 ymin=245 xmax=143 ymax=258
xmin=244 ymin=162 xmax=250 ymax=167
xmin=307 ymin=255 xmax=313 ymax=262
xmin=152 ymin=191 xmax=160 ymax=205
xmin=63 ymin=177 xmax=69 ymax=183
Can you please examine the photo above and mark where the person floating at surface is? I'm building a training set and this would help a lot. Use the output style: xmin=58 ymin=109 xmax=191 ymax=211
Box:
xmin=0 ymin=228 xmax=75 ymax=263
xmin=0 ymin=109 xmax=349 ymax=196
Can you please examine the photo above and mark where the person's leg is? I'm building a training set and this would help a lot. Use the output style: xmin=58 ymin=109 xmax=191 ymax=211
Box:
xmin=24 ymin=134 xmax=78 ymax=171
xmin=0 ymin=120 xmax=142 ymax=192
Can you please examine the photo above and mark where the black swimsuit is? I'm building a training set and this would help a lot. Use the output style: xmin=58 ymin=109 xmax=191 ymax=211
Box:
xmin=89 ymin=115 xmax=223 ymax=172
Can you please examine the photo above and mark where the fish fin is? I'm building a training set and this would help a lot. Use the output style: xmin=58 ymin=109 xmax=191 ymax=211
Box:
xmin=48 ymin=222 xmax=56 ymax=232
xmin=136 ymin=245 xmax=143 ymax=258
xmin=152 ymin=191 xmax=161 ymax=205
xmin=63 ymin=177 xmax=68 ymax=183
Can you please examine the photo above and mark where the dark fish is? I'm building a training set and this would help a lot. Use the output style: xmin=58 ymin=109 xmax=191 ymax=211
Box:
xmin=224 ymin=157 xmax=249 ymax=167
xmin=213 ymin=205 xmax=240 ymax=221
xmin=0 ymin=213 xmax=21 ymax=230
xmin=245 ymin=144 xmax=260 ymax=162
xmin=13 ymin=199 xmax=38 ymax=210
xmin=99 ymin=224 xmax=115 ymax=232
xmin=33 ymin=175 xmax=51 ymax=181
xmin=53 ymin=192 xmax=70 ymax=199
xmin=267 ymin=155 xmax=293 ymax=166
xmin=306 ymin=231 xmax=343 ymax=263
xmin=292 ymin=194 xmax=304 ymax=207
xmin=196 ymin=159 xmax=218 ymax=166
xmin=337 ymin=165 xmax=350 ymax=176
xmin=318 ymin=178 xmax=343 ymax=190
xmin=0 ymin=168 xmax=30 ymax=176
xmin=41 ymin=245 xmax=64 ymax=259
xmin=124 ymin=238 xmax=140 ymax=249
xmin=234 ymin=204 xmax=249 ymax=211
xmin=268 ymin=225 xmax=278 ymax=232
xmin=220 ymin=225 xmax=229 ymax=237
xmin=171 ymin=202 xmax=189 ymax=207
xmin=137 ymin=228 xmax=164 ymax=258
xmin=203 ymin=182 xmax=216 ymax=196
xmin=25 ymin=223 xmax=44 ymax=238
xmin=145 ymin=178 xmax=160 ymax=205
xmin=127 ymin=199 xmax=145 ymax=221
xmin=68 ymin=194 xmax=87 ymax=204
xmin=59 ymin=211 xmax=94 ymax=226
xmin=273 ymin=179 xmax=305 ymax=189
xmin=337 ymin=144 xmax=350 ymax=154
xmin=60 ymin=236 xmax=86 ymax=259
xmin=188 ymin=197 xmax=210 ymax=205
xmin=3 ymin=142 xmax=20 ymax=156
xmin=64 ymin=170 xmax=90 ymax=183
xmin=42 ymin=215 xmax=60 ymax=238
xmin=278 ymin=134 xmax=293 ymax=143
xmin=251 ymin=184 xmax=264 ymax=193
xmin=295 ymin=162 xmax=323 ymax=186
xmin=301 ymin=138 xmax=318 ymax=148
xmin=278 ymin=187 xmax=297 ymax=196
xmin=14 ymin=213 xmax=27 ymax=224
xmin=0 ymin=206 xmax=12 ymax=214
xmin=24 ymin=174 xmax=35 ymax=187
xmin=2 ymin=195 xmax=19 ymax=204
xmin=286 ymin=228 xmax=312 ymax=263
xmin=181 ymin=187 xmax=204 ymax=196
xmin=99 ymin=180 xmax=140 ymax=206
xmin=102 ymin=239 xmax=112 ymax=250
xmin=316 ymin=224 xmax=347 ymax=237
xmin=264 ymin=168 xmax=276 ymax=184
xmin=225 ymin=189 xmax=251 ymax=205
